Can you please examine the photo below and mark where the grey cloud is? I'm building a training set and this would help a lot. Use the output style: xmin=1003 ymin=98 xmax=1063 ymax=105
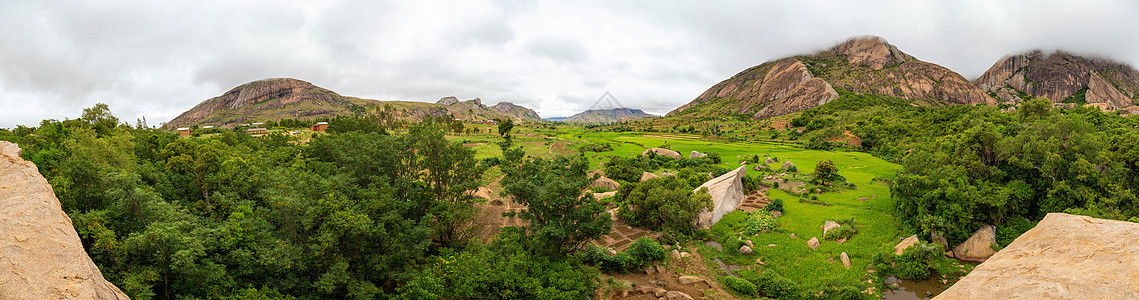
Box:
xmin=2 ymin=0 xmax=1139 ymax=127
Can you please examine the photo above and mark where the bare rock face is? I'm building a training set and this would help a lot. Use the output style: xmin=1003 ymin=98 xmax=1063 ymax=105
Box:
xmin=894 ymin=234 xmax=919 ymax=255
xmin=0 ymin=141 xmax=129 ymax=299
xmin=694 ymin=166 xmax=746 ymax=229
xmin=974 ymin=50 xmax=1139 ymax=109
xmin=669 ymin=35 xmax=994 ymax=119
xmin=490 ymin=102 xmax=542 ymax=122
xmin=936 ymin=213 xmax=1139 ymax=299
xmin=641 ymin=148 xmax=682 ymax=159
xmin=952 ymin=225 xmax=997 ymax=262
xmin=436 ymin=96 xmax=460 ymax=105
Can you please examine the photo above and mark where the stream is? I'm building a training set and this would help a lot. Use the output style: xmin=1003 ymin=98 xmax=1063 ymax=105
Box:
xmin=704 ymin=241 xmax=746 ymax=278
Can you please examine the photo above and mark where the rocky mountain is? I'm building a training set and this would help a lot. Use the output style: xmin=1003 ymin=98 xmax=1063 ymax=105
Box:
xmin=561 ymin=108 xmax=657 ymax=123
xmin=164 ymin=78 xmax=542 ymax=128
xmin=1 ymin=141 xmax=129 ymax=299
xmin=668 ymin=36 xmax=995 ymax=119
xmin=973 ymin=50 xmax=1139 ymax=110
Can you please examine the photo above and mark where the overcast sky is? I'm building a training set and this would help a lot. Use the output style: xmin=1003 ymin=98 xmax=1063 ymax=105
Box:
xmin=2 ymin=0 xmax=1138 ymax=128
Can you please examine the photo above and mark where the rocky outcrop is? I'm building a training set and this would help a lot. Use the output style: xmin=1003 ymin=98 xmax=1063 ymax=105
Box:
xmin=694 ymin=166 xmax=746 ymax=229
xmin=0 ymin=141 xmax=129 ymax=299
xmin=689 ymin=151 xmax=706 ymax=159
xmin=669 ymin=36 xmax=995 ymax=119
xmin=641 ymin=148 xmax=682 ymax=159
xmin=952 ymin=225 xmax=997 ymax=262
xmin=591 ymin=176 xmax=620 ymax=191
xmin=974 ymin=50 xmax=1139 ymax=109
xmin=562 ymin=108 xmax=657 ymax=123
xmin=165 ymin=78 xmax=544 ymax=129
xmin=936 ymin=213 xmax=1139 ymax=299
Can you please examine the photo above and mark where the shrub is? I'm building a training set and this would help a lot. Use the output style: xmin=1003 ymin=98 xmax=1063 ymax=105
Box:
xmin=626 ymin=238 xmax=666 ymax=267
xmin=996 ymin=217 xmax=1037 ymax=247
xmin=577 ymin=143 xmax=612 ymax=152
xmin=744 ymin=211 xmax=778 ymax=235
xmin=764 ymin=198 xmax=783 ymax=213
xmin=895 ymin=242 xmax=941 ymax=280
xmin=824 ymin=225 xmax=857 ymax=241
xmin=724 ymin=276 xmax=757 ymax=296
xmin=747 ymin=269 xmax=797 ymax=298
xmin=619 ymin=177 xmax=712 ymax=234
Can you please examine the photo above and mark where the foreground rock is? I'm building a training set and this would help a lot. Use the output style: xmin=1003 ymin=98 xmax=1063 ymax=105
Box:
xmin=0 ymin=141 xmax=129 ymax=299
xmin=822 ymin=220 xmax=841 ymax=237
xmin=952 ymin=225 xmax=997 ymax=262
xmin=694 ymin=166 xmax=747 ymax=229
xmin=936 ymin=213 xmax=1139 ymax=299
xmin=641 ymin=148 xmax=682 ymax=159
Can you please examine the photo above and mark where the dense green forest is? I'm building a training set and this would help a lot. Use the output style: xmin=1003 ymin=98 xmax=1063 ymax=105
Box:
xmin=0 ymin=105 xmax=612 ymax=299
xmin=784 ymin=94 xmax=1139 ymax=243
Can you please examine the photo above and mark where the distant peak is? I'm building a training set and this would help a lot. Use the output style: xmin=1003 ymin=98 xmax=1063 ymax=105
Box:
xmin=827 ymin=35 xmax=914 ymax=70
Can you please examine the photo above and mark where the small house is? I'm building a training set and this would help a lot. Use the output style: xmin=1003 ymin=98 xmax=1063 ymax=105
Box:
xmin=311 ymin=122 xmax=329 ymax=132
xmin=245 ymin=128 xmax=268 ymax=136
xmin=202 ymin=125 xmax=215 ymax=129
xmin=177 ymin=127 xmax=191 ymax=136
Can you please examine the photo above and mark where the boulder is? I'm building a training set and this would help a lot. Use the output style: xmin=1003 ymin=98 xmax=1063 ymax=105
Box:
xmin=640 ymin=172 xmax=659 ymax=182
xmin=894 ymin=234 xmax=919 ymax=255
xmin=678 ymin=276 xmax=704 ymax=285
xmin=840 ymin=252 xmax=851 ymax=269
xmin=693 ymin=166 xmax=747 ymax=229
xmin=739 ymin=245 xmax=753 ymax=255
xmin=690 ymin=151 xmax=707 ymax=158
xmin=781 ymin=160 xmax=796 ymax=171
xmin=0 ymin=141 xmax=129 ymax=299
xmin=588 ymin=169 xmax=605 ymax=177
xmin=641 ymin=148 xmax=681 ymax=159
xmin=931 ymin=231 xmax=949 ymax=251
xmin=745 ymin=240 xmax=755 ymax=248
xmin=764 ymin=157 xmax=776 ymax=164
xmin=671 ymin=249 xmax=682 ymax=259
xmin=664 ymin=291 xmax=695 ymax=300
xmin=937 ymin=213 xmax=1139 ymax=299
xmin=592 ymin=191 xmax=616 ymax=200
xmin=952 ymin=225 xmax=997 ymax=262
xmin=591 ymin=176 xmax=620 ymax=191
xmin=807 ymin=237 xmax=820 ymax=250
xmin=822 ymin=220 xmax=841 ymax=237
xmin=469 ymin=187 xmax=493 ymax=200
xmin=653 ymin=287 xmax=668 ymax=297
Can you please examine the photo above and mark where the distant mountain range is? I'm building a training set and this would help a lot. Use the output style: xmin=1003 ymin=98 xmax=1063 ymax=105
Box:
xmin=163 ymin=78 xmax=542 ymax=128
xmin=549 ymin=108 xmax=657 ymax=123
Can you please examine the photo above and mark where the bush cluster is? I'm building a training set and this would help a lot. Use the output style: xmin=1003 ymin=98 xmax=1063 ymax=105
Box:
xmin=582 ymin=238 xmax=667 ymax=274
xmin=744 ymin=211 xmax=779 ymax=235
xmin=723 ymin=276 xmax=757 ymax=296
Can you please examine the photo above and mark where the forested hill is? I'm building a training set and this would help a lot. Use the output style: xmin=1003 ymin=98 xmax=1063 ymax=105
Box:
xmin=668 ymin=36 xmax=995 ymax=120
xmin=164 ymin=78 xmax=543 ymax=129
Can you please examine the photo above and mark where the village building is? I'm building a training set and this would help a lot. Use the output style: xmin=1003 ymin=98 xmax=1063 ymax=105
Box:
xmin=177 ymin=127 xmax=191 ymax=136
xmin=245 ymin=128 xmax=268 ymax=136
xmin=311 ymin=122 xmax=329 ymax=132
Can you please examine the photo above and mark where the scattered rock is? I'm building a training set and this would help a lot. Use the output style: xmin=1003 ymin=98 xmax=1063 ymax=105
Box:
xmin=645 ymin=266 xmax=656 ymax=274
xmin=640 ymin=172 xmax=659 ymax=182
xmin=808 ymin=237 xmax=820 ymax=250
xmin=656 ymin=265 xmax=667 ymax=274
xmin=789 ymin=233 xmax=797 ymax=238
xmin=641 ymin=148 xmax=682 ymax=159
xmin=745 ymin=240 xmax=755 ymax=248
xmin=841 ymin=252 xmax=851 ymax=269
xmin=678 ymin=276 xmax=704 ymax=285
xmin=591 ymin=176 xmax=620 ymax=191
xmin=781 ymin=161 xmax=796 ymax=171
xmin=671 ymin=249 xmax=681 ymax=259
xmin=858 ymin=197 xmax=868 ymax=201
xmin=607 ymin=248 xmax=618 ymax=256
xmin=653 ymin=287 xmax=668 ymax=297
xmin=767 ymin=244 xmax=776 ymax=247
xmin=663 ymin=291 xmax=695 ymax=300
xmin=739 ymin=245 xmax=753 ymax=255
xmin=765 ymin=157 xmax=776 ymax=164
xmin=894 ymin=234 xmax=919 ymax=255
xmin=680 ymin=252 xmax=690 ymax=258
xmin=952 ymin=225 xmax=997 ymax=262
xmin=822 ymin=220 xmax=841 ymax=237
xmin=650 ymin=279 xmax=667 ymax=287
xmin=690 ymin=151 xmax=707 ymax=159
xmin=0 ymin=141 xmax=130 ymax=299
xmin=469 ymin=187 xmax=493 ymax=200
